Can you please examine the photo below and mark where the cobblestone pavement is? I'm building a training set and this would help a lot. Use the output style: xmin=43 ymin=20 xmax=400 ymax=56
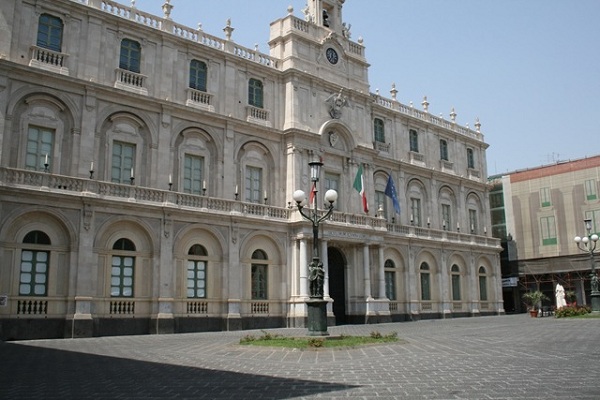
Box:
xmin=2 ymin=314 xmax=599 ymax=399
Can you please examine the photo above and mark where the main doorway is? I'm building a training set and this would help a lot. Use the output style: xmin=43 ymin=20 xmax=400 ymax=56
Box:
xmin=328 ymin=247 xmax=346 ymax=325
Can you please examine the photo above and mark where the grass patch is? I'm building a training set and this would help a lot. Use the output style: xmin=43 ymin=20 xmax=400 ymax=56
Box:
xmin=239 ymin=330 xmax=401 ymax=349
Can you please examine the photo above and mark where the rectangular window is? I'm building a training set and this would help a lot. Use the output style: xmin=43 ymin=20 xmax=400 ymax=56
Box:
xmin=440 ymin=139 xmax=448 ymax=161
xmin=540 ymin=216 xmax=557 ymax=245
xmin=385 ymin=271 xmax=396 ymax=301
xmin=248 ymin=78 xmax=264 ymax=108
xmin=111 ymin=256 xmax=135 ymax=297
xmin=585 ymin=180 xmax=597 ymax=201
xmin=119 ymin=39 xmax=141 ymax=73
xmin=324 ymin=173 xmax=340 ymax=209
xmin=584 ymin=210 xmax=600 ymax=234
xmin=111 ymin=141 xmax=135 ymax=184
xmin=375 ymin=190 xmax=387 ymax=219
xmin=420 ymin=273 xmax=431 ymax=301
xmin=442 ymin=204 xmax=451 ymax=231
xmin=479 ymin=276 xmax=488 ymax=301
xmin=467 ymin=148 xmax=475 ymax=169
xmin=245 ymin=166 xmax=262 ymax=203
xmin=37 ymin=14 xmax=63 ymax=52
xmin=26 ymin=126 xmax=54 ymax=171
xmin=187 ymin=260 xmax=206 ymax=298
xmin=410 ymin=198 xmax=421 ymax=226
xmin=183 ymin=154 xmax=204 ymax=195
xmin=540 ymin=187 xmax=551 ymax=207
xmin=469 ymin=209 xmax=478 ymax=234
xmin=374 ymin=118 xmax=385 ymax=143
xmin=189 ymin=60 xmax=207 ymax=91
xmin=452 ymin=274 xmax=461 ymax=301
xmin=251 ymin=264 xmax=267 ymax=300
xmin=409 ymin=129 xmax=419 ymax=152
xmin=19 ymin=250 xmax=49 ymax=296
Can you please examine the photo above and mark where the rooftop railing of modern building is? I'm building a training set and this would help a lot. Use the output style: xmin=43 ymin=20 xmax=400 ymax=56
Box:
xmin=0 ymin=167 xmax=499 ymax=248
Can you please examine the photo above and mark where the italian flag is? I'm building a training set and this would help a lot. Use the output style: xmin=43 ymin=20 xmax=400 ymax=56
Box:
xmin=353 ymin=163 xmax=369 ymax=213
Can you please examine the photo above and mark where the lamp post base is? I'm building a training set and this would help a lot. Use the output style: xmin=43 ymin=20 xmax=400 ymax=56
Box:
xmin=591 ymin=291 xmax=600 ymax=313
xmin=306 ymin=298 xmax=329 ymax=336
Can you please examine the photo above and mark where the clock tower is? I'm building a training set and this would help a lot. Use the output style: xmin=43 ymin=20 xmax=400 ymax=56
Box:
xmin=268 ymin=0 xmax=370 ymax=131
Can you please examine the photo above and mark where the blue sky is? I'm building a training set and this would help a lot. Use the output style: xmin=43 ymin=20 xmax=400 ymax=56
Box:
xmin=130 ymin=0 xmax=600 ymax=175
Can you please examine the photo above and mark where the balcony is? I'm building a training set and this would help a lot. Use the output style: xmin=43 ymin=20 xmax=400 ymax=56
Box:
xmin=246 ymin=105 xmax=271 ymax=127
xmin=114 ymin=68 xmax=148 ymax=96
xmin=186 ymin=88 xmax=214 ymax=112
xmin=29 ymin=46 xmax=69 ymax=75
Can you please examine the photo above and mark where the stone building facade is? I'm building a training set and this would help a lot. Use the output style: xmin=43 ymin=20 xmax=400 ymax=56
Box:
xmin=0 ymin=0 xmax=502 ymax=340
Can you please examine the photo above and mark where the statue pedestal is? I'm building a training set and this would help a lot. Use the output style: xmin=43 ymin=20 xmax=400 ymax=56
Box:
xmin=591 ymin=291 xmax=600 ymax=312
xmin=306 ymin=298 xmax=329 ymax=336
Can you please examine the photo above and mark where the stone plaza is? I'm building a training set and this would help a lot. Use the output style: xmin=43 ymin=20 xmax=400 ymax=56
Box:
xmin=1 ymin=314 xmax=599 ymax=399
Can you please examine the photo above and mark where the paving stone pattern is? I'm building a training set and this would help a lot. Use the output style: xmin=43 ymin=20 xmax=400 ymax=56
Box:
xmin=1 ymin=314 xmax=599 ymax=399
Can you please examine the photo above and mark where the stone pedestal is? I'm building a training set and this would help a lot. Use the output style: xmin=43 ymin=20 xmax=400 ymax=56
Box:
xmin=591 ymin=291 xmax=600 ymax=312
xmin=306 ymin=298 xmax=329 ymax=336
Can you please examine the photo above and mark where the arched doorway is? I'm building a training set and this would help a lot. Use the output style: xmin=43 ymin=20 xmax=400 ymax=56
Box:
xmin=328 ymin=247 xmax=346 ymax=325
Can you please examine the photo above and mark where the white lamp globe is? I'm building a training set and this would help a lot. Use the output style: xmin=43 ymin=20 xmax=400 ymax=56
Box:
xmin=592 ymin=234 xmax=599 ymax=242
xmin=574 ymin=236 xmax=582 ymax=243
xmin=293 ymin=189 xmax=306 ymax=204
xmin=324 ymin=189 xmax=338 ymax=204
xmin=582 ymin=236 xmax=589 ymax=244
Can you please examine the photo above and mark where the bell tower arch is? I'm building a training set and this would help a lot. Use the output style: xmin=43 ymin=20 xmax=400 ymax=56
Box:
xmin=305 ymin=0 xmax=346 ymax=35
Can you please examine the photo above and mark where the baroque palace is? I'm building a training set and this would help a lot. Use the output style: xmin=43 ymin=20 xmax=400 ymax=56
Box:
xmin=0 ymin=0 xmax=503 ymax=339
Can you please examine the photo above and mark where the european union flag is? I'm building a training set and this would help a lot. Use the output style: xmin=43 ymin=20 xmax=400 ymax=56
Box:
xmin=385 ymin=173 xmax=401 ymax=214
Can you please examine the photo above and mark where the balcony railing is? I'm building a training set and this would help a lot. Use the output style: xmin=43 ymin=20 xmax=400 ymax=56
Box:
xmin=29 ymin=46 xmax=69 ymax=75
xmin=0 ymin=167 xmax=500 ymax=249
xmin=246 ymin=105 xmax=271 ymax=127
xmin=186 ymin=88 xmax=214 ymax=112
xmin=114 ymin=68 xmax=148 ymax=95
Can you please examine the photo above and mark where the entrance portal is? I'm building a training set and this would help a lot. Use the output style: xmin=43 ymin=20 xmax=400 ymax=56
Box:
xmin=328 ymin=247 xmax=346 ymax=325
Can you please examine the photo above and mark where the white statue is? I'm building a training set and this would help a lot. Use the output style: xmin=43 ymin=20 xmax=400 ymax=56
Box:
xmin=555 ymin=283 xmax=567 ymax=309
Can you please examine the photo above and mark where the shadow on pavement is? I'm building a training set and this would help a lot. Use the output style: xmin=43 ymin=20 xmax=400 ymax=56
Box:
xmin=0 ymin=342 xmax=357 ymax=400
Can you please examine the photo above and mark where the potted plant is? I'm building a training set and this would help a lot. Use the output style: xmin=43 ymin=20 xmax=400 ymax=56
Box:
xmin=522 ymin=290 xmax=549 ymax=317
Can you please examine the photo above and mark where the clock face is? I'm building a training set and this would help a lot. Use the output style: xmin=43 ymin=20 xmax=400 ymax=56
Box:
xmin=326 ymin=48 xmax=338 ymax=64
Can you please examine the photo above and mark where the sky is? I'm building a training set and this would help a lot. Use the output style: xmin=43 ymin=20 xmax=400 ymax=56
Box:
xmin=127 ymin=0 xmax=600 ymax=175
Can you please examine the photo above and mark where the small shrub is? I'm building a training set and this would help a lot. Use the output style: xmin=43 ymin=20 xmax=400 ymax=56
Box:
xmin=555 ymin=305 xmax=591 ymax=318
xmin=308 ymin=338 xmax=325 ymax=348
xmin=370 ymin=331 xmax=383 ymax=339
xmin=240 ymin=334 xmax=256 ymax=343
xmin=259 ymin=330 xmax=279 ymax=340
xmin=385 ymin=331 xmax=398 ymax=339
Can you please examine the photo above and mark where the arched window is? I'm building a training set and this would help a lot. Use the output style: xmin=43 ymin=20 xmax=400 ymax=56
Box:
xmin=420 ymin=262 xmax=431 ymax=301
xmin=19 ymin=231 xmax=51 ymax=296
xmin=451 ymin=264 xmax=461 ymax=301
xmin=251 ymin=250 xmax=268 ymax=300
xmin=119 ymin=38 xmax=141 ymax=73
xmin=189 ymin=60 xmax=207 ymax=91
xmin=374 ymin=118 xmax=385 ymax=143
xmin=111 ymin=238 xmax=136 ymax=297
xmin=384 ymin=259 xmax=396 ymax=300
xmin=478 ymin=266 xmax=488 ymax=301
xmin=248 ymin=78 xmax=264 ymax=108
xmin=187 ymin=244 xmax=208 ymax=298
xmin=37 ymin=14 xmax=63 ymax=52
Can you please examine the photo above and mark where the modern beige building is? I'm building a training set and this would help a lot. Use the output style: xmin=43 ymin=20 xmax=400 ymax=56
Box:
xmin=0 ymin=0 xmax=502 ymax=340
xmin=492 ymin=155 xmax=600 ymax=310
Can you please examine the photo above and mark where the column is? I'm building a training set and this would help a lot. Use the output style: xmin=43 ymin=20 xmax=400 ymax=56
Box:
xmin=321 ymin=239 xmax=330 ymax=298
xmin=363 ymin=244 xmax=372 ymax=299
xmin=378 ymin=245 xmax=386 ymax=299
xmin=299 ymin=238 xmax=308 ymax=298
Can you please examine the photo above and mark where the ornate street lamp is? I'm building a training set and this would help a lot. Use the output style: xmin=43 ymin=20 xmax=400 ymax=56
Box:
xmin=293 ymin=160 xmax=338 ymax=336
xmin=574 ymin=218 xmax=600 ymax=312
